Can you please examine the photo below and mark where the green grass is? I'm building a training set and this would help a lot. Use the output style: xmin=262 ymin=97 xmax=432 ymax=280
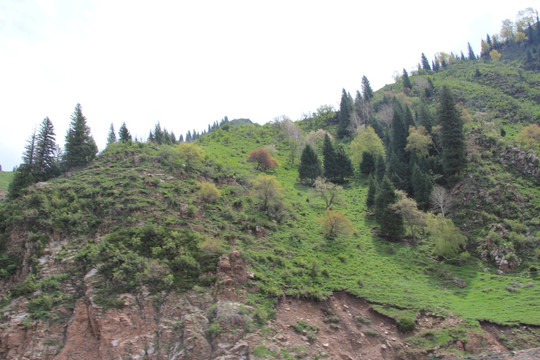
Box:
xmin=0 ymin=171 xmax=13 ymax=192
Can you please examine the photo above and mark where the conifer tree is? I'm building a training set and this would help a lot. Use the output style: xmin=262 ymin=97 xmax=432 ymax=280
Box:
xmin=323 ymin=134 xmax=337 ymax=180
xmin=107 ymin=123 xmax=117 ymax=146
xmin=8 ymin=132 xmax=37 ymax=199
xmin=402 ymin=69 xmax=412 ymax=90
xmin=421 ymin=53 xmax=431 ymax=71
xmin=119 ymin=122 xmax=132 ymax=142
xmin=375 ymin=154 xmax=386 ymax=181
xmin=334 ymin=145 xmax=354 ymax=183
xmin=438 ymin=86 xmax=465 ymax=185
xmin=360 ymin=151 xmax=375 ymax=175
xmin=361 ymin=75 xmax=374 ymax=101
xmin=35 ymin=117 xmax=58 ymax=181
xmin=467 ymin=42 xmax=476 ymax=60
xmin=298 ymin=144 xmax=322 ymax=185
xmin=412 ymin=163 xmax=433 ymax=210
xmin=390 ymin=102 xmax=408 ymax=161
xmin=337 ymin=89 xmax=354 ymax=138
xmin=63 ymin=104 xmax=98 ymax=170
xmin=375 ymin=176 xmax=404 ymax=241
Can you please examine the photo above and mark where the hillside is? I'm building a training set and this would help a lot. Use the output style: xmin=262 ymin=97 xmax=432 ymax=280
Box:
xmin=1 ymin=21 xmax=540 ymax=360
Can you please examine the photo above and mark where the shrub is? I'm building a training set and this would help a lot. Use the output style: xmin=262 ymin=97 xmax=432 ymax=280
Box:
xmin=247 ymin=148 xmax=279 ymax=171
xmin=198 ymin=181 xmax=221 ymax=204
xmin=397 ymin=317 xmax=416 ymax=333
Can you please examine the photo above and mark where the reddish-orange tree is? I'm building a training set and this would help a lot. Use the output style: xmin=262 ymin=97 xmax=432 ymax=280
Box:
xmin=247 ymin=148 xmax=278 ymax=171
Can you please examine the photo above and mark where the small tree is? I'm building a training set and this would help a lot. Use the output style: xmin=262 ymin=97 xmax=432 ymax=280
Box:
xmin=430 ymin=185 xmax=452 ymax=219
xmin=35 ymin=117 xmax=59 ymax=181
xmin=298 ymin=144 xmax=322 ymax=185
xmin=516 ymin=124 xmax=540 ymax=151
xmin=426 ymin=213 xmax=466 ymax=259
xmin=247 ymin=148 xmax=279 ymax=171
xmin=405 ymin=126 xmax=431 ymax=159
xmin=251 ymin=174 xmax=284 ymax=213
xmin=375 ymin=176 xmax=404 ymax=241
xmin=318 ymin=209 xmax=354 ymax=240
xmin=198 ymin=181 xmax=221 ymax=204
xmin=118 ymin=122 xmax=132 ymax=142
xmin=366 ymin=175 xmax=377 ymax=209
xmin=322 ymin=134 xmax=337 ymax=180
xmin=174 ymin=143 xmax=204 ymax=171
xmin=311 ymin=177 xmax=344 ymax=209
xmin=402 ymin=69 xmax=412 ymax=90
xmin=390 ymin=191 xmax=427 ymax=242
xmin=334 ymin=145 xmax=354 ymax=183
xmin=350 ymin=126 xmax=386 ymax=168
xmin=106 ymin=123 xmax=116 ymax=146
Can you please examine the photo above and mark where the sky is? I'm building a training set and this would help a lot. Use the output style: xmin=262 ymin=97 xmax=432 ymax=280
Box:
xmin=0 ymin=0 xmax=537 ymax=170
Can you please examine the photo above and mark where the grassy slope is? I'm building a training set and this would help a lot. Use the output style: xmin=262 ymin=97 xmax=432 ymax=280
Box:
xmin=199 ymin=123 xmax=540 ymax=325
xmin=0 ymin=172 xmax=13 ymax=192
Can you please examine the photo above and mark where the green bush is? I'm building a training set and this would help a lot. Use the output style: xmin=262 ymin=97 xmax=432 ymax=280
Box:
xmin=397 ymin=317 xmax=416 ymax=333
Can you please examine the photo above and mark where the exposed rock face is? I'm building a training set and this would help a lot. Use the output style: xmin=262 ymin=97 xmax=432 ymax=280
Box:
xmin=0 ymin=251 xmax=253 ymax=360
xmin=499 ymin=146 xmax=540 ymax=180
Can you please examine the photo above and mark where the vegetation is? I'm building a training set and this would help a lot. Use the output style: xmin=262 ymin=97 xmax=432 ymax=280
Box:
xmin=1 ymin=10 xmax=539 ymax=358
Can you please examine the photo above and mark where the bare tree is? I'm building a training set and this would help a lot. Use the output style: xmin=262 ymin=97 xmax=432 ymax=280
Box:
xmin=430 ymin=185 xmax=453 ymax=219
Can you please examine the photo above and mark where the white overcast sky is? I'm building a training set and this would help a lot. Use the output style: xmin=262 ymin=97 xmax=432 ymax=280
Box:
xmin=0 ymin=0 xmax=536 ymax=170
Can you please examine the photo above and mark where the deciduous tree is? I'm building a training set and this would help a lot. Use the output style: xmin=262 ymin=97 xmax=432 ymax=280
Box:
xmin=390 ymin=191 xmax=426 ymax=242
xmin=252 ymin=174 xmax=284 ymax=213
xmin=405 ymin=126 xmax=431 ymax=158
xmin=311 ymin=177 xmax=344 ymax=209
xmin=318 ymin=210 xmax=354 ymax=240
xmin=429 ymin=185 xmax=452 ymax=219
xmin=247 ymin=148 xmax=279 ymax=171
xmin=350 ymin=126 xmax=385 ymax=168
xmin=426 ymin=213 xmax=466 ymax=259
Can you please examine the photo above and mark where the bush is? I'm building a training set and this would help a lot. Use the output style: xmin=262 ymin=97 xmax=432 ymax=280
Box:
xmin=397 ymin=317 xmax=416 ymax=333
xmin=198 ymin=181 xmax=221 ymax=204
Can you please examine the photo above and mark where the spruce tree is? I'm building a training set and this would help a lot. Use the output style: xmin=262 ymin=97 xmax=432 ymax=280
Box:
xmin=438 ymin=86 xmax=465 ymax=185
xmin=119 ymin=122 xmax=132 ymax=142
xmin=361 ymin=75 xmax=374 ymax=101
xmin=412 ymin=163 xmax=433 ymax=210
xmin=366 ymin=174 xmax=377 ymax=209
xmin=35 ymin=117 xmax=58 ymax=181
xmin=337 ymin=89 xmax=354 ymax=139
xmin=298 ymin=144 xmax=322 ymax=185
xmin=63 ymin=104 xmax=98 ymax=169
xmin=107 ymin=123 xmax=116 ymax=146
xmin=402 ymin=69 xmax=412 ymax=90
xmin=421 ymin=53 xmax=431 ymax=71
xmin=374 ymin=176 xmax=404 ymax=241
xmin=323 ymin=134 xmax=337 ymax=180
xmin=375 ymin=154 xmax=386 ymax=181
xmin=360 ymin=151 xmax=375 ymax=175
xmin=467 ymin=42 xmax=476 ymax=60
xmin=8 ymin=132 xmax=37 ymax=199
xmin=334 ymin=145 xmax=354 ymax=183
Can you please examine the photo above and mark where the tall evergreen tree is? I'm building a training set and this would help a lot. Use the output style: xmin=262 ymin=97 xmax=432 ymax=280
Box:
xmin=361 ymin=75 xmax=374 ymax=101
xmin=63 ymin=104 xmax=98 ymax=169
xmin=467 ymin=42 xmax=476 ymax=60
xmin=402 ymin=68 xmax=412 ymax=90
xmin=374 ymin=154 xmax=386 ymax=181
xmin=35 ymin=117 xmax=58 ymax=181
xmin=106 ymin=123 xmax=117 ymax=146
xmin=438 ymin=86 xmax=465 ymax=185
xmin=334 ymin=145 xmax=354 ymax=183
xmin=366 ymin=174 xmax=377 ymax=209
xmin=375 ymin=176 xmax=404 ymax=241
xmin=118 ymin=122 xmax=132 ymax=142
xmin=8 ymin=132 xmax=37 ymax=199
xmin=421 ymin=53 xmax=431 ymax=71
xmin=360 ymin=151 xmax=375 ymax=175
xmin=390 ymin=102 xmax=408 ymax=161
xmin=323 ymin=134 xmax=337 ymax=180
xmin=298 ymin=144 xmax=322 ymax=185
xmin=412 ymin=163 xmax=433 ymax=210
xmin=337 ymin=89 xmax=354 ymax=138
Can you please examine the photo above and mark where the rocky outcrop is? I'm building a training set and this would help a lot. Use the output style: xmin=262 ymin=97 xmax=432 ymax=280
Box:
xmin=499 ymin=146 xmax=539 ymax=180
xmin=0 ymin=251 xmax=255 ymax=360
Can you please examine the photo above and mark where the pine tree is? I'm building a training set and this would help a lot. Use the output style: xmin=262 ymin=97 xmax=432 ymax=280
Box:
xmin=412 ymin=163 xmax=433 ymax=210
xmin=118 ymin=122 xmax=132 ymax=142
xmin=390 ymin=102 xmax=408 ymax=161
xmin=107 ymin=123 xmax=117 ymax=146
xmin=298 ymin=144 xmax=322 ymax=185
xmin=63 ymin=104 xmax=98 ymax=169
xmin=421 ymin=53 xmax=431 ymax=71
xmin=375 ymin=154 xmax=386 ymax=181
xmin=402 ymin=69 xmax=412 ymax=90
xmin=323 ymin=134 xmax=337 ymax=180
xmin=35 ymin=117 xmax=58 ymax=181
xmin=467 ymin=42 xmax=476 ymax=60
xmin=438 ymin=86 xmax=465 ymax=185
xmin=366 ymin=175 xmax=377 ymax=209
xmin=8 ymin=132 xmax=37 ymax=199
xmin=361 ymin=75 xmax=374 ymax=101
xmin=374 ymin=176 xmax=404 ymax=241
xmin=337 ymin=89 xmax=354 ymax=139
xmin=334 ymin=145 xmax=354 ymax=183
xmin=360 ymin=151 xmax=375 ymax=175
